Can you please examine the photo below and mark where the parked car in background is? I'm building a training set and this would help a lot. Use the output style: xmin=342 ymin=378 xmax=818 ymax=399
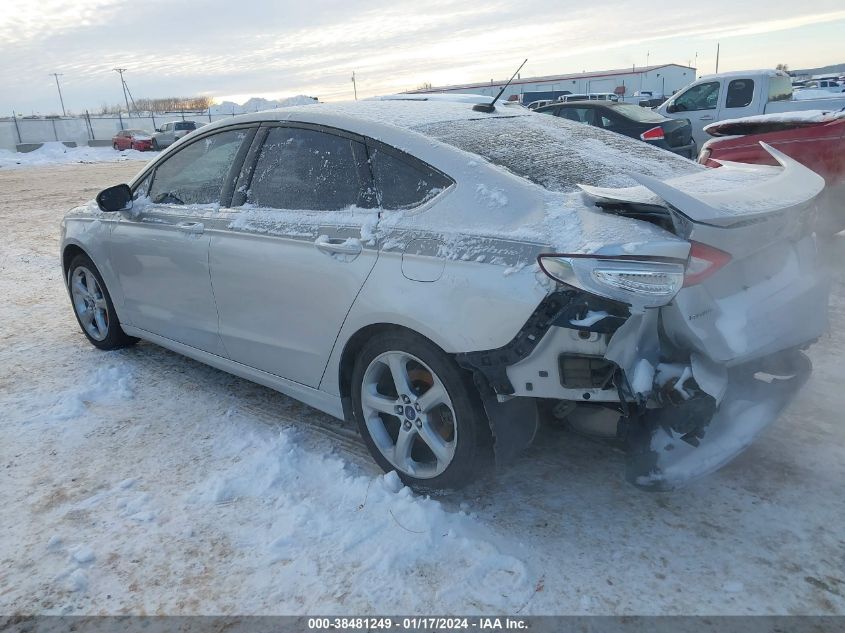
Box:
xmin=62 ymin=99 xmax=828 ymax=492
xmin=699 ymin=109 xmax=845 ymax=232
xmin=536 ymin=101 xmax=697 ymax=157
xmin=111 ymin=129 xmax=153 ymax=151
xmin=152 ymin=121 xmax=200 ymax=149
xmin=526 ymin=99 xmax=554 ymax=110
xmin=798 ymin=79 xmax=844 ymax=93
xmin=656 ymin=69 xmax=845 ymax=147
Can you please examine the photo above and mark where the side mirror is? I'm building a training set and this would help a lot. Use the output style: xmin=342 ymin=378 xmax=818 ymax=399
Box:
xmin=96 ymin=184 xmax=133 ymax=213
xmin=665 ymin=104 xmax=677 ymax=114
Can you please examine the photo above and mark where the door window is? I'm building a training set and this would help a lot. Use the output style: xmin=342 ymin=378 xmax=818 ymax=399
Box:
xmin=368 ymin=147 xmax=452 ymax=210
xmin=672 ymin=82 xmax=720 ymax=111
xmin=247 ymin=127 xmax=364 ymax=210
xmin=726 ymin=79 xmax=754 ymax=108
xmin=149 ymin=128 xmax=247 ymax=205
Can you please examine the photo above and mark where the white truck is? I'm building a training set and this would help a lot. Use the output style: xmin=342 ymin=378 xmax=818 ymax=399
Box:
xmin=656 ymin=69 xmax=845 ymax=147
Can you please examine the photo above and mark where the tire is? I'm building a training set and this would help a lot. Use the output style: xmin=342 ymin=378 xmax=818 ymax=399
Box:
xmin=67 ymin=253 xmax=138 ymax=351
xmin=350 ymin=330 xmax=491 ymax=491
xmin=112 ymin=142 xmax=118 ymax=150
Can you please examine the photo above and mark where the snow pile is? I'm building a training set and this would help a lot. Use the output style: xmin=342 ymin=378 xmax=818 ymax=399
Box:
xmin=209 ymin=95 xmax=318 ymax=115
xmin=0 ymin=142 xmax=149 ymax=170
xmin=185 ymin=421 xmax=534 ymax=612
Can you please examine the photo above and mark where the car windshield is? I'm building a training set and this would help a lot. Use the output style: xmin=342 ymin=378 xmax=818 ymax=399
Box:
xmin=610 ymin=104 xmax=667 ymax=123
xmin=175 ymin=122 xmax=197 ymax=130
xmin=126 ymin=129 xmax=147 ymax=135
xmin=414 ymin=114 xmax=700 ymax=192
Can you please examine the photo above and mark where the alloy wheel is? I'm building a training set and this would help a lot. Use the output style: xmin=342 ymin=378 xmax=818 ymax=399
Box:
xmin=70 ymin=266 xmax=109 ymax=341
xmin=360 ymin=351 xmax=458 ymax=478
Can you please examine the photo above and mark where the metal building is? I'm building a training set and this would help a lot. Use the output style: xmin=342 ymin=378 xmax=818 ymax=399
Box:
xmin=405 ymin=64 xmax=697 ymax=103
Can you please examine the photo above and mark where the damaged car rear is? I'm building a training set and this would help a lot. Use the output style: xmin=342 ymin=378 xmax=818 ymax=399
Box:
xmin=63 ymin=100 xmax=829 ymax=492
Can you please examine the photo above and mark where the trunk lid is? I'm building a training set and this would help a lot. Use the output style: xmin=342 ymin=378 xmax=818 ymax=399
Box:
xmin=580 ymin=143 xmax=829 ymax=366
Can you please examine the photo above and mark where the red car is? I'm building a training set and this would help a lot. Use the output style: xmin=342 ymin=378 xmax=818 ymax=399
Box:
xmin=111 ymin=129 xmax=154 ymax=151
xmin=699 ymin=111 xmax=845 ymax=231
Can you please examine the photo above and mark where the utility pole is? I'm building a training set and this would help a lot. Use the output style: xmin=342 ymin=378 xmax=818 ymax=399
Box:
xmin=646 ymin=50 xmax=650 ymax=68
xmin=351 ymin=71 xmax=358 ymax=100
xmin=715 ymin=43 xmax=720 ymax=74
xmin=113 ymin=68 xmax=131 ymax=117
xmin=50 ymin=73 xmax=66 ymax=116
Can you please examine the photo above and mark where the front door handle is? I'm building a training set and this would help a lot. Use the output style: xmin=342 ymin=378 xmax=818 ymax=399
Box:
xmin=314 ymin=235 xmax=363 ymax=257
xmin=699 ymin=115 xmax=714 ymax=120
xmin=177 ymin=221 xmax=205 ymax=235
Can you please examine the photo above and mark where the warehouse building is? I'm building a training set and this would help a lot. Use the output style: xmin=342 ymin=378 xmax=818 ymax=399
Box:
xmin=405 ymin=64 xmax=696 ymax=103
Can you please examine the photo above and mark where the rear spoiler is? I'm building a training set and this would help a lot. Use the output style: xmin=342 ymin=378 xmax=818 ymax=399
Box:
xmin=579 ymin=143 xmax=825 ymax=228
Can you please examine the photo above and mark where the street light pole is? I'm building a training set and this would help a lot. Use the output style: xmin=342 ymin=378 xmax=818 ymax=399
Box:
xmin=113 ymin=68 xmax=131 ymax=117
xmin=351 ymin=71 xmax=358 ymax=100
xmin=50 ymin=73 xmax=66 ymax=116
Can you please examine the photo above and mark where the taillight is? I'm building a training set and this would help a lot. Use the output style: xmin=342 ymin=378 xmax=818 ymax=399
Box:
xmin=640 ymin=126 xmax=665 ymax=141
xmin=684 ymin=242 xmax=731 ymax=286
xmin=537 ymin=255 xmax=685 ymax=310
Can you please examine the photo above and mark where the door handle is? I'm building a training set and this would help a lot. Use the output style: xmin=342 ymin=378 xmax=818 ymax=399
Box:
xmin=314 ymin=235 xmax=363 ymax=257
xmin=699 ymin=115 xmax=714 ymax=120
xmin=177 ymin=221 xmax=205 ymax=235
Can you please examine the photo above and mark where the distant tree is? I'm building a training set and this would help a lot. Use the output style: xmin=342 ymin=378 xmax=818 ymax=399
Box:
xmin=776 ymin=63 xmax=789 ymax=72
xmin=416 ymin=81 xmax=433 ymax=90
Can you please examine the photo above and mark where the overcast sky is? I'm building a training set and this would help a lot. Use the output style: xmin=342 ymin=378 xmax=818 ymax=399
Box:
xmin=1 ymin=0 xmax=843 ymax=114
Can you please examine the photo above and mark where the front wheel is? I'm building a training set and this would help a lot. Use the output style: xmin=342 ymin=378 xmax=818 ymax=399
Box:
xmin=67 ymin=254 xmax=137 ymax=350
xmin=351 ymin=331 xmax=490 ymax=491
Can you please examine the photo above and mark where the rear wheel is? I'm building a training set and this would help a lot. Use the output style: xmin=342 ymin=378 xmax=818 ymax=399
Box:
xmin=112 ymin=142 xmax=118 ymax=150
xmin=351 ymin=331 xmax=490 ymax=491
xmin=67 ymin=254 xmax=137 ymax=350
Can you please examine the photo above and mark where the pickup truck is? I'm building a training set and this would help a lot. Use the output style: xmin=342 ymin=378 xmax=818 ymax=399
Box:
xmin=656 ymin=69 xmax=845 ymax=147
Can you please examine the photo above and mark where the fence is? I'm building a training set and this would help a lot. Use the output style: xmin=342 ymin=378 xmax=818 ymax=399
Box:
xmin=0 ymin=110 xmax=248 ymax=152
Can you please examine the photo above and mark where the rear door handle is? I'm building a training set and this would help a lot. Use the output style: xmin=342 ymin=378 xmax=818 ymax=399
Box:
xmin=699 ymin=115 xmax=714 ymax=120
xmin=314 ymin=235 xmax=362 ymax=257
xmin=177 ymin=221 xmax=205 ymax=235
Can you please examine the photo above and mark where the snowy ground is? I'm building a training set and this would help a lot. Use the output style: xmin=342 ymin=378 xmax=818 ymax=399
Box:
xmin=1 ymin=161 xmax=844 ymax=616
xmin=0 ymin=142 xmax=152 ymax=171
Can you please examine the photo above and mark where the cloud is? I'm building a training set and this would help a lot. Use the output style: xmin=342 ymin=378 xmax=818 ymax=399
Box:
xmin=0 ymin=0 xmax=841 ymax=112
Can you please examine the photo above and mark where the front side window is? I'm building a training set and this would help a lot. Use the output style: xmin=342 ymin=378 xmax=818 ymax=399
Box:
xmin=149 ymin=128 xmax=247 ymax=205
xmin=369 ymin=147 xmax=452 ymax=210
xmin=247 ymin=127 xmax=364 ymax=211
xmin=726 ymin=79 xmax=754 ymax=108
xmin=672 ymin=81 xmax=720 ymax=111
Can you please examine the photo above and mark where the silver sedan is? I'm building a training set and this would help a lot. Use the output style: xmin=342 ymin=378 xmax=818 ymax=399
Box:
xmin=61 ymin=98 xmax=829 ymax=491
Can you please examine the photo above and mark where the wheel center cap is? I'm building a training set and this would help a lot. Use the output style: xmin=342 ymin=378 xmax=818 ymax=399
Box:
xmin=404 ymin=406 xmax=417 ymax=421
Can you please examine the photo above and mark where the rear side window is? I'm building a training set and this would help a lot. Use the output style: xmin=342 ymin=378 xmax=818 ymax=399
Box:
xmin=368 ymin=147 xmax=452 ymax=210
xmin=175 ymin=122 xmax=196 ymax=131
xmin=726 ymin=79 xmax=754 ymax=108
xmin=768 ymin=76 xmax=793 ymax=102
xmin=247 ymin=127 xmax=364 ymax=211
xmin=149 ymin=128 xmax=247 ymax=205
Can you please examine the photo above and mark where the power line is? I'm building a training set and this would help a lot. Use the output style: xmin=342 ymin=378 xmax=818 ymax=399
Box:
xmin=50 ymin=73 xmax=66 ymax=116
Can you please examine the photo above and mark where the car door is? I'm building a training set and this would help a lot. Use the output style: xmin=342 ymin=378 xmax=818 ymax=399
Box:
xmin=209 ymin=124 xmax=380 ymax=387
xmin=669 ymin=80 xmax=721 ymax=146
xmin=718 ymin=78 xmax=757 ymax=127
xmin=109 ymin=126 xmax=255 ymax=355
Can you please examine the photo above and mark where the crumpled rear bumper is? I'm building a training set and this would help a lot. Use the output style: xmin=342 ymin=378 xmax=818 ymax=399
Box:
xmin=625 ymin=349 xmax=812 ymax=490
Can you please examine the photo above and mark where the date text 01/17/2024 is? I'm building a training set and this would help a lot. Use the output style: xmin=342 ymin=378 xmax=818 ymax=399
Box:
xmin=306 ymin=617 xmax=528 ymax=630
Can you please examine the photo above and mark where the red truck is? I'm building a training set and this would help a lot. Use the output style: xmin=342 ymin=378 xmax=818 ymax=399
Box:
xmin=699 ymin=109 xmax=845 ymax=232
